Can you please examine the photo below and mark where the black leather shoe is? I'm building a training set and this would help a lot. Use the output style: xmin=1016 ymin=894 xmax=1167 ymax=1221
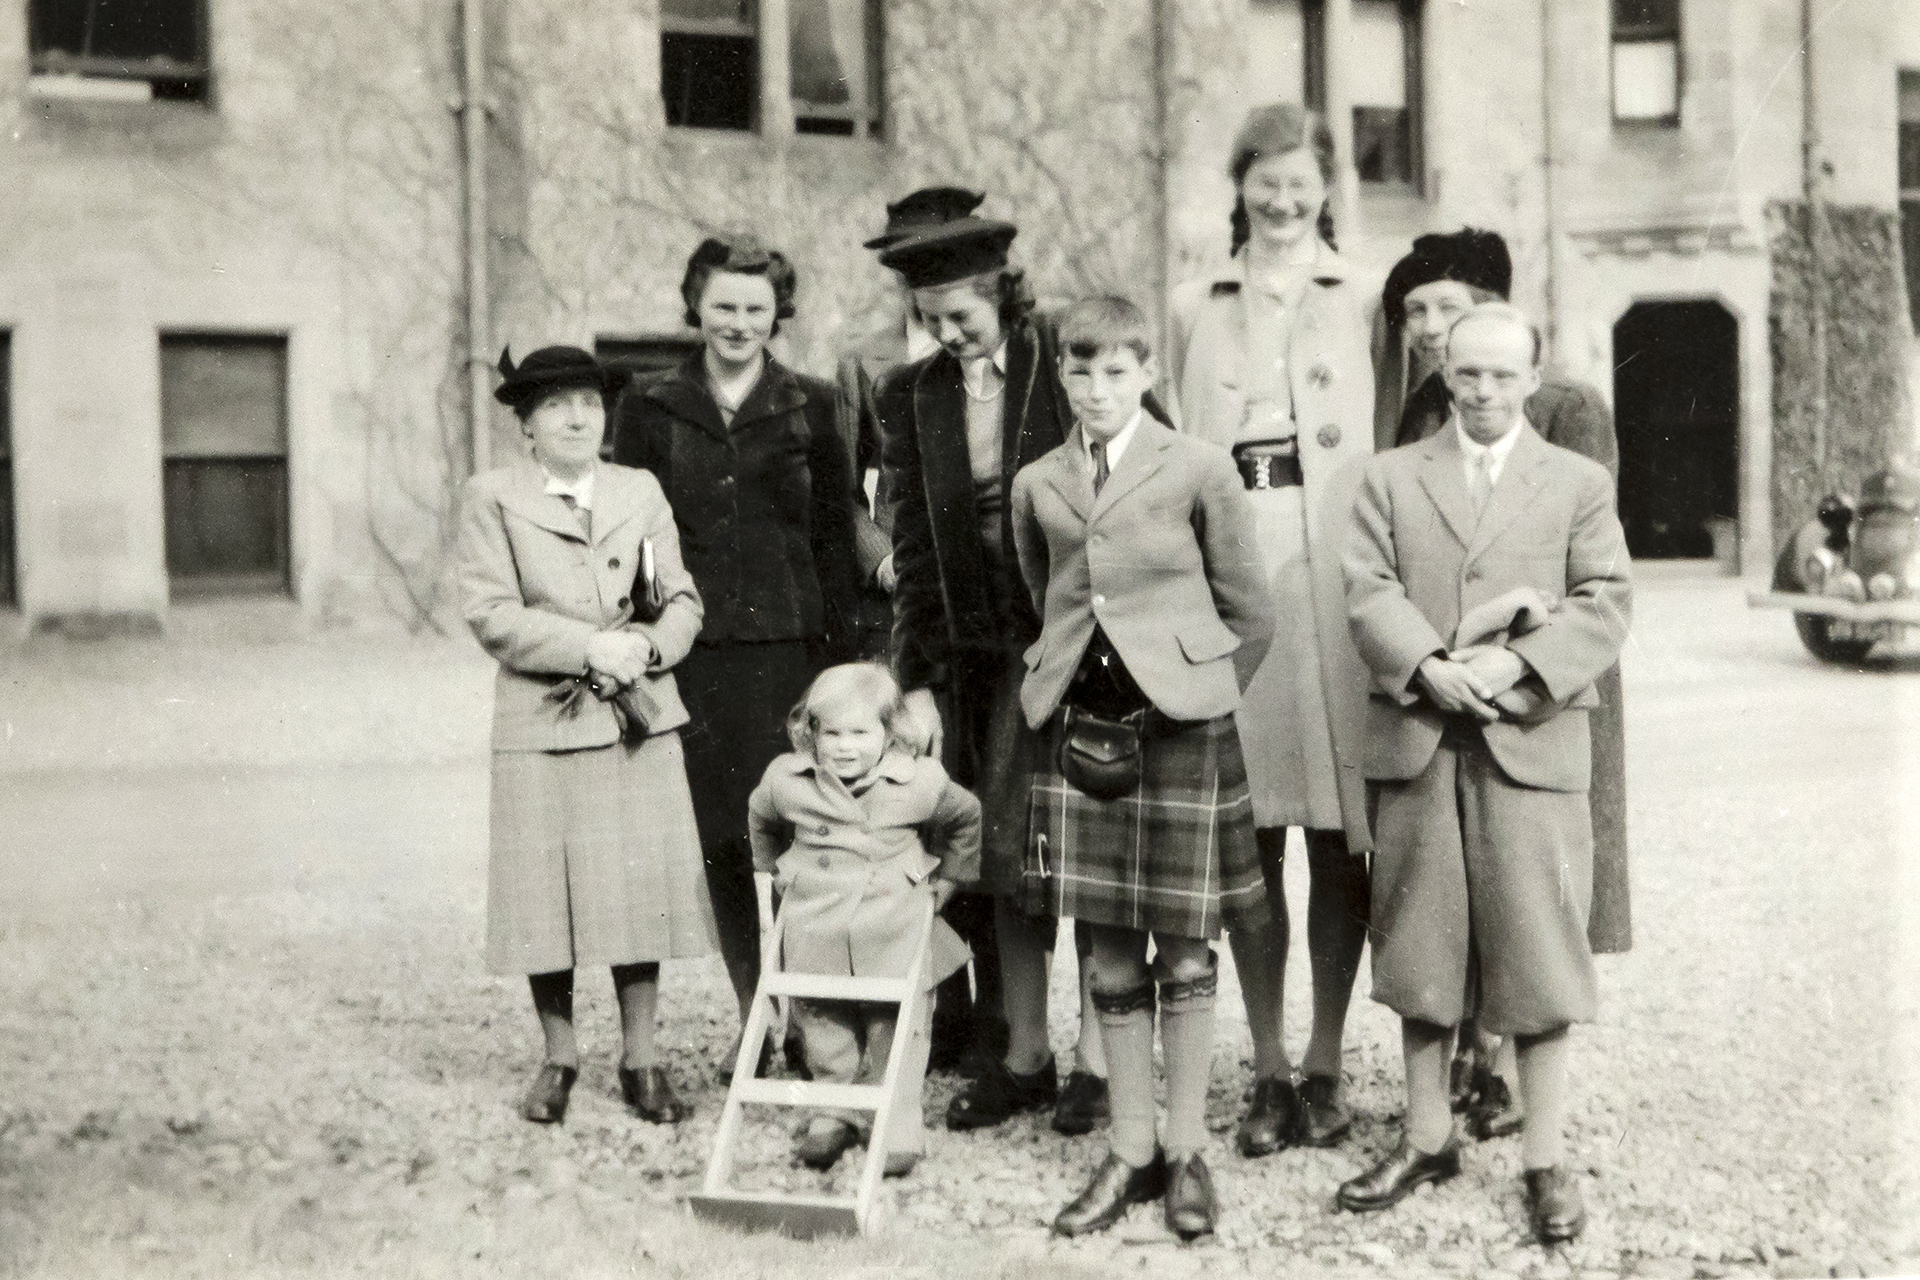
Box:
xmin=946 ymin=1056 xmax=1057 ymax=1130
xmin=782 ymin=1029 xmax=812 ymax=1081
xmin=619 ymin=1064 xmax=691 ymax=1124
xmin=1298 ymin=1073 xmax=1353 ymax=1147
xmin=1051 ymin=1149 xmax=1169 ymax=1237
xmin=1524 ymin=1165 xmax=1587 ymax=1243
xmin=1051 ymin=1071 xmax=1110 ymax=1136
xmin=1163 ymin=1152 xmax=1216 ymax=1240
xmin=521 ymin=1062 xmax=577 ymax=1124
xmin=1336 ymin=1136 xmax=1462 ymax=1212
xmin=795 ymin=1117 xmax=861 ymax=1171
xmin=1466 ymin=1073 xmax=1524 ymax=1140
xmin=1234 ymin=1074 xmax=1302 ymax=1157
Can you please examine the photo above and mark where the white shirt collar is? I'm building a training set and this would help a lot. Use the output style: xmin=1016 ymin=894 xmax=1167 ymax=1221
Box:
xmin=961 ymin=341 xmax=1008 ymax=399
xmin=543 ymin=464 xmax=596 ymax=510
xmin=1454 ymin=415 xmax=1526 ymax=487
xmin=1083 ymin=409 xmax=1144 ymax=475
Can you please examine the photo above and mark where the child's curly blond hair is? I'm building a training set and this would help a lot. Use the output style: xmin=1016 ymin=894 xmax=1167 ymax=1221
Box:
xmin=784 ymin=662 xmax=918 ymax=757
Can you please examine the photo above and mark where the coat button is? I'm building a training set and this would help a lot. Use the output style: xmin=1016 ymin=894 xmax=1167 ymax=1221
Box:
xmin=1465 ymin=568 xmax=1482 ymax=583
xmin=818 ymin=853 xmax=831 ymax=868
xmin=608 ymin=557 xmax=620 ymax=569
xmin=618 ymin=596 xmax=630 ymax=609
xmin=1308 ymin=362 xmax=1334 ymax=388
xmin=818 ymin=824 xmax=830 ymax=835
xmin=1317 ymin=424 xmax=1342 ymax=449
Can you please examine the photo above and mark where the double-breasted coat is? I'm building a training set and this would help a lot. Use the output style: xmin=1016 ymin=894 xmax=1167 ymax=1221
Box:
xmin=1167 ymin=244 xmax=1377 ymax=851
xmin=748 ymin=750 xmax=978 ymax=984
xmin=1381 ymin=367 xmax=1632 ymax=953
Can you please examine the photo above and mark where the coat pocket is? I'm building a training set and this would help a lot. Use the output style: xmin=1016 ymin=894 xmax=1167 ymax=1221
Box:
xmin=1175 ymin=619 xmax=1242 ymax=664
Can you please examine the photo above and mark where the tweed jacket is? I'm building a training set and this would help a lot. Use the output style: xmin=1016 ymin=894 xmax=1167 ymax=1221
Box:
xmin=1343 ymin=422 xmax=1631 ymax=793
xmin=1166 ymin=242 xmax=1379 ymax=849
xmin=610 ymin=352 xmax=858 ymax=659
xmin=458 ymin=460 xmax=703 ymax=752
xmin=748 ymin=749 xmax=977 ymax=983
xmin=1010 ymin=418 xmax=1276 ymax=728
xmin=878 ymin=314 xmax=1075 ymax=692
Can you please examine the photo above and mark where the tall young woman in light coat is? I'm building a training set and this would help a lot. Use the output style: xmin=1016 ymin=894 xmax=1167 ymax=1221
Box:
xmin=1165 ymin=104 xmax=1378 ymax=1156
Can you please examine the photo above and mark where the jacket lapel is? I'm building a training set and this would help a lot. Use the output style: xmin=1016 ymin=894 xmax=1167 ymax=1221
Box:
xmin=728 ymin=357 xmax=809 ymax=432
xmin=1465 ymin=424 xmax=1550 ymax=561
xmin=1415 ymin=428 xmax=1478 ymax=551
xmin=494 ymin=460 xmax=591 ymax=543
xmin=1044 ymin=429 xmax=1094 ymax=523
xmin=1090 ymin=419 xmax=1170 ymax=523
xmin=913 ymin=353 xmax=993 ymax=627
xmin=643 ymin=356 xmax=728 ymax=442
xmin=587 ymin=463 xmax=640 ymax=547
xmin=1002 ymin=323 xmax=1041 ymax=488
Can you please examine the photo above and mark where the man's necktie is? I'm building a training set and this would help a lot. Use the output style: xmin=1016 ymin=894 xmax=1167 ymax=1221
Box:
xmin=1468 ymin=451 xmax=1494 ymax=518
xmin=1090 ymin=440 xmax=1109 ymax=496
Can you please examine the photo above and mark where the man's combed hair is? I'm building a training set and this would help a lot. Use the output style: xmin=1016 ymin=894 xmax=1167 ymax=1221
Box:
xmin=1058 ymin=295 xmax=1153 ymax=364
xmin=785 ymin=662 xmax=915 ymax=756
xmin=1446 ymin=301 xmax=1544 ymax=368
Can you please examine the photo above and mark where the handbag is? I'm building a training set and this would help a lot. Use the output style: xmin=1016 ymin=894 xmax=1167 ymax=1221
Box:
xmin=630 ymin=537 xmax=666 ymax=624
xmin=1058 ymin=706 xmax=1143 ymax=802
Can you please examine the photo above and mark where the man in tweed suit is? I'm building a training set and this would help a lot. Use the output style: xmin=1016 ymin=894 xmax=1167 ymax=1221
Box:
xmin=1337 ymin=304 xmax=1631 ymax=1243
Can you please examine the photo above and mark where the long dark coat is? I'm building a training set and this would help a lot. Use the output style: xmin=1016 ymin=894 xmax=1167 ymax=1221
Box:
xmin=878 ymin=315 xmax=1075 ymax=691
xmin=1388 ymin=369 xmax=1632 ymax=954
xmin=610 ymin=352 xmax=859 ymax=657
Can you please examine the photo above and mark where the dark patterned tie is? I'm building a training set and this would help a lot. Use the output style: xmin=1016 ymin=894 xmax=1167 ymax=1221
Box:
xmin=1090 ymin=440 xmax=1109 ymax=496
xmin=558 ymin=492 xmax=591 ymax=539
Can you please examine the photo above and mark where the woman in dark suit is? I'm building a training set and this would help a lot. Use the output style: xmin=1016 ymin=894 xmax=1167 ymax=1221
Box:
xmin=458 ymin=345 xmax=715 ymax=1126
xmin=610 ymin=235 xmax=860 ymax=1062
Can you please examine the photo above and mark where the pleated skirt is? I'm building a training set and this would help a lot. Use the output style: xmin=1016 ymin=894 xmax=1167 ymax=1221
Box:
xmin=485 ymin=730 xmax=719 ymax=975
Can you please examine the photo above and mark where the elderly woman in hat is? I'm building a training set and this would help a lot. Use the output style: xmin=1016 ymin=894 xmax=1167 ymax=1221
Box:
xmin=1165 ymin=103 xmax=1378 ymax=1156
xmin=875 ymin=215 xmax=1111 ymax=1137
xmin=1374 ymin=227 xmax=1629 ymax=1141
xmin=610 ymin=236 xmax=860 ymax=1067
xmin=457 ymin=345 xmax=717 ymax=1126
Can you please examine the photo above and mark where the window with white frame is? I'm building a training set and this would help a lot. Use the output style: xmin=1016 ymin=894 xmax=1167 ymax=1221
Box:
xmin=1611 ymin=0 xmax=1680 ymax=125
xmin=662 ymin=0 xmax=883 ymax=137
xmin=28 ymin=0 xmax=209 ymax=103
xmin=1287 ymin=0 xmax=1422 ymax=189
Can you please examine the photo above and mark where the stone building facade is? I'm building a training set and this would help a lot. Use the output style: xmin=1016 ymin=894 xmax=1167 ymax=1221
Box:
xmin=0 ymin=0 xmax=1913 ymax=630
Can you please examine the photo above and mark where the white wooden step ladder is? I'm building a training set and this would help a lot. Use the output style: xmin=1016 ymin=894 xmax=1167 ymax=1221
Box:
xmin=690 ymin=896 xmax=934 ymax=1238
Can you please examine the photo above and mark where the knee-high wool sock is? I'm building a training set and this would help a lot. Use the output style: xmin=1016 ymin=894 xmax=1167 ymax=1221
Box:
xmin=1158 ymin=957 xmax=1218 ymax=1162
xmin=1094 ymin=984 xmax=1157 ymax=1168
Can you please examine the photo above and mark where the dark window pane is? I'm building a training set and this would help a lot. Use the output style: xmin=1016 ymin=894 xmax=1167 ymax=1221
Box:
xmin=1612 ymin=0 xmax=1677 ymax=36
xmin=163 ymin=459 xmax=289 ymax=591
xmin=161 ymin=336 xmax=287 ymax=457
xmin=29 ymin=0 xmax=202 ymax=64
xmin=1901 ymin=122 xmax=1920 ymax=190
xmin=662 ymin=32 xmax=756 ymax=130
xmin=1353 ymin=106 xmax=1410 ymax=183
xmin=1903 ymin=199 xmax=1920 ymax=333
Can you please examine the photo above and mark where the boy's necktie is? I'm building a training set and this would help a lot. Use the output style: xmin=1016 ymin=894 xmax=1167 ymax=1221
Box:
xmin=1090 ymin=440 xmax=1109 ymax=496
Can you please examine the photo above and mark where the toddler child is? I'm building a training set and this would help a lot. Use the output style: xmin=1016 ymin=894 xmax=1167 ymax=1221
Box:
xmin=747 ymin=662 xmax=980 ymax=1174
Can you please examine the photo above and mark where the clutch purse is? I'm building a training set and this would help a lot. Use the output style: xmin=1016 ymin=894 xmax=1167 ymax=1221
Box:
xmin=1058 ymin=706 xmax=1143 ymax=802
xmin=631 ymin=537 xmax=666 ymax=624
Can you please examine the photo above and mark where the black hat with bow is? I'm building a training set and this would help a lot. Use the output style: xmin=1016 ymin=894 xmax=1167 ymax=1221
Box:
xmin=492 ymin=345 xmax=621 ymax=416
xmin=863 ymin=187 xmax=988 ymax=251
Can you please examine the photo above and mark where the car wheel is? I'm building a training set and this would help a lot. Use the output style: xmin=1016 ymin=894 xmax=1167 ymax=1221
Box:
xmin=1793 ymin=613 xmax=1875 ymax=664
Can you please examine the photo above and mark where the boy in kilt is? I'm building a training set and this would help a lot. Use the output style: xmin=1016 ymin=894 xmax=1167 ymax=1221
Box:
xmin=1010 ymin=297 xmax=1275 ymax=1240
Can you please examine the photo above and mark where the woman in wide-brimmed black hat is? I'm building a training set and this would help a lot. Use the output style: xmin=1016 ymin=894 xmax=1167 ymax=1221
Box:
xmin=457 ymin=344 xmax=718 ymax=1126
xmin=610 ymin=237 xmax=861 ymax=1072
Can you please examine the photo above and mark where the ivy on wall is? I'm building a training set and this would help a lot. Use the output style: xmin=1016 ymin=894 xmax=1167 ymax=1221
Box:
xmin=1767 ymin=202 xmax=1914 ymax=551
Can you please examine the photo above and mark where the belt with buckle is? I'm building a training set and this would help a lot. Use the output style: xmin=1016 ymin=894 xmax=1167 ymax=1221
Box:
xmin=1231 ymin=439 xmax=1302 ymax=490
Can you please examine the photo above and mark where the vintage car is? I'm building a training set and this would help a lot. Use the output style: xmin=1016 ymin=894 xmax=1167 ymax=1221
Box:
xmin=1749 ymin=465 xmax=1920 ymax=662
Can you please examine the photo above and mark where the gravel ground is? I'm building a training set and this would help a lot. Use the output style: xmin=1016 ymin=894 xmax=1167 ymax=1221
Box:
xmin=1 ymin=572 xmax=1916 ymax=1279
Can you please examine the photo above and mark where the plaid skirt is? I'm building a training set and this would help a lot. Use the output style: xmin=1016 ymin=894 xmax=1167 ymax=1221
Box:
xmin=486 ymin=731 xmax=719 ymax=975
xmin=1026 ymin=712 xmax=1266 ymax=941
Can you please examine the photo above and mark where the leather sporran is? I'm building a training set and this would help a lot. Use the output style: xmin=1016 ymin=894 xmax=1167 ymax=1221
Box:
xmin=1058 ymin=706 xmax=1143 ymax=801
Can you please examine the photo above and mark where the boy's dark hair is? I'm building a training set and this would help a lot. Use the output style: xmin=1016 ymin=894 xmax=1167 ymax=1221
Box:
xmin=1058 ymin=295 xmax=1153 ymax=364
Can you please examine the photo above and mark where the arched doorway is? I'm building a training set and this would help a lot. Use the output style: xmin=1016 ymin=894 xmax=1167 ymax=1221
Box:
xmin=1612 ymin=300 xmax=1740 ymax=558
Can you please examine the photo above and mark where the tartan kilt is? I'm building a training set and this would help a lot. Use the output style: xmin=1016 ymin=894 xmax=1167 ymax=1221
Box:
xmin=1026 ymin=711 xmax=1266 ymax=941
